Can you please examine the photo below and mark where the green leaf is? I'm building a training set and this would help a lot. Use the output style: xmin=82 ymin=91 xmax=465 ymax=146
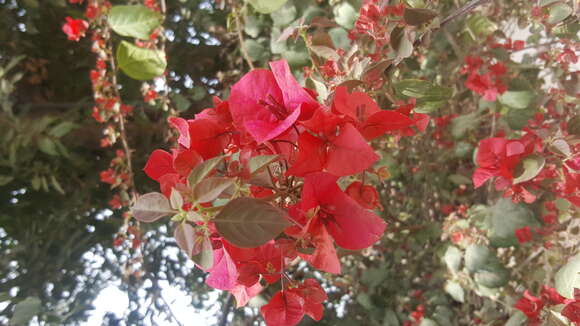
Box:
xmin=555 ymin=253 xmax=580 ymax=299
xmin=474 ymin=260 xmax=509 ymax=288
xmin=244 ymin=14 xmax=261 ymax=38
xmin=499 ymin=91 xmax=535 ymax=109
xmin=568 ymin=115 xmax=580 ymax=135
xmin=444 ymin=281 xmax=465 ymax=303
xmin=244 ymin=39 xmax=267 ymax=62
xmin=404 ymin=8 xmax=437 ymax=26
xmin=48 ymin=121 xmax=76 ymax=138
xmin=191 ymin=234 xmax=214 ymax=270
xmin=513 ymin=154 xmax=545 ymax=184
xmin=0 ymin=292 xmax=9 ymax=302
xmin=505 ymin=311 xmax=527 ymax=326
xmin=451 ymin=112 xmax=479 ymax=139
xmin=333 ymin=2 xmax=358 ymax=29
xmin=131 ymin=192 xmax=176 ymax=223
xmin=214 ymin=197 xmax=290 ymax=248
xmin=549 ymin=138 xmax=571 ymax=157
xmin=390 ymin=26 xmax=414 ymax=60
xmin=506 ymin=107 xmax=536 ymax=130
xmin=38 ymin=137 xmax=59 ymax=156
xmin=188 ymin=156 xmax=224 ymax=187
xmin=465 ymin=14 xmax=497 ymax=38
xmin=193 ymin=177 xmax=235 ymax=203
xmin=0 ymin=175 xmax=14 ymax=186
xmin=328 ymin=27 xmax=350 ymax=50
xmin=547 ymin=3 xmax=572 ymax=25
xmin=270 ymin=2 xmax=296 ymax=27
xmin=116 ymin=41 xmax=166 ymax=80
xmin=10 ymin=296 xmax=42 ymax=326
xmin=170 ymin=93 xmax=191 ymax=112
xmin=249 ymin=155 xmax=279 ymax=174
xmin=488 ymin=199 xmax=540 ymax=247
xmin=394 ymin=79 xmax=453 ymax=113
xmin=247 ymin=0 xmax=288 ymax=14
xmin=419 ymin=319 xmax=438 ymax=326
xmin=310 ymin=45 xmax=340 ymax=61
xmin=465 ymin=244 xmax=491 ymax=273
xmin=443 ymin=246 xmax=462 ymax=272
xmin=108 ymin=5 xmax=163 ymax=39
xmin=170 ymin=188 xmax=183 ymax=210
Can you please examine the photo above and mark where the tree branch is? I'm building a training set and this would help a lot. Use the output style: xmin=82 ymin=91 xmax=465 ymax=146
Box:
xmin=440 ymin=0 xmax=493 ymax=28
xmin=218 ymin=294 xmax=234 ymax=326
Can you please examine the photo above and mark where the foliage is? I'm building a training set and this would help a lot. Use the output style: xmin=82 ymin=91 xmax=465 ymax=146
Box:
xmin=0 ymin=0 xmax=579 ymax=325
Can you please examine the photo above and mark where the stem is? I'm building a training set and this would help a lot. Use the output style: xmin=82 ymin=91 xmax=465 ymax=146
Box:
xmin=159 ymin=291 xmax=184 ymax=326
xmin=234 ymin=5 xmax=254 ymax=70
xmin=440 ymin=0 xmax=492 ymax=28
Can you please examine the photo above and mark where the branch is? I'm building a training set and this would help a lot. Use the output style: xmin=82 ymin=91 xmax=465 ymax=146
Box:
xmin=440 ymin=0 xmax=493 ymax=28
xmin=234 ymin=6 xmax=255 ymax=70
xmin=218 ymin=294 xmax=234 ymax=326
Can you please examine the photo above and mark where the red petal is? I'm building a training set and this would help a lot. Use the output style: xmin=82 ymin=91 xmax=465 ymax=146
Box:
xmin=473 ymin=167 xmax=498 ymax=188
xmin=270 ymin=60 xmax=318 ymax=120
xmin=260 ymin=291 xmax=305 ymax=326
xmin=172 ymin=148 xmax=203 ymax=177
xmin=326 ymin=123 xmax=379 ymax=176
xmin=188 ymin=119 xmax=229 ymax=159
xmin=286 ymin=132 xmax=326 ymax=177
xmin=168 ymin=117 xmax=191 ymax=148
xmin=229 ymin=283 xmax=263 ymax=308
xmin=206 ymin=247 xmax=238 ymax=290
xmin=143 ymin=149 xmax=175 ymax=181
xmin=302 ymin=224 xmax=341 ymax=274
xmin=332 ymin=86 xmax=380 ymax=123
xmin=362 ymin=110 xmax=414 ymax=140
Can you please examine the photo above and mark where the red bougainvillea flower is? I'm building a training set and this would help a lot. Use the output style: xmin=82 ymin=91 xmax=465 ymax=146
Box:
xmin=168 ymin=116 xmax=230 ymax=160
xmin=62 ymin=17 xmax=88 ymax=42
xmin=260 ymin=279 xmax=327 ymax=326
xmin=345 ymin=181 xmax=381 ymax=210
xmin=562 ymin=301 xmax=580 ymax=324
xmin=515 ymin=226 xmax=533 ymax=244
xmin=472 ymin=136 xmax=537 ymax=188
xmin=540 ymin=286 xmax=567 ymax=305
xmin=465 ymin=71 xmax=506 ymax=101
xmin=287 ymin=122 xmax=379 ymax=177
xmin=229 ymin=60 xmax=318 ymax=143
xmin=514 ymin=290 xmax=545 ymax=322
xmin=332 ymin=86 xmax=414 ymax=140
xmin=286 ymin=173 xmax=386 ymax=273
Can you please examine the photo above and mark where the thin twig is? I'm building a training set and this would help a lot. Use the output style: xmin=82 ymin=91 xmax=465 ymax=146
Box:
xmin=218 ymin=294 xmax=234 ymax=326
xmin=159 ymin=291 xmax=184 ymax=326
xmin=234 ymin=6 xmax=254 ymax=70
xmin=440 ymin=0 xmax=492 ymax=28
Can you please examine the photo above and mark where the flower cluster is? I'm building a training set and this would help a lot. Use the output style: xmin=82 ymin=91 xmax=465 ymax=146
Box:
xmin=139 ymin=59 xmax=422 ymax=326
xmin=514 ymin=286 xmax=579 ymax=325
xmin=461 ymin=56 xmax=507 ymax=102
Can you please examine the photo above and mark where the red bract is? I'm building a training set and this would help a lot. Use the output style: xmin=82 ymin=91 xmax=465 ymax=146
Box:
xmin=288 ymin=172 xmax=386 ymax=257
xmin=465 ymin=72 xmax=506 ymax=101
xmin=345 ymin=181 xmax=381 ymax=210
xmin=260 ymin=279 xmax=327 ymax=326
xmin=260 ymin=290 xmax=305 ymax=326
xmin=514 ymin=290 xmax=544 ymax=322
xmin=332 ymin=86 xmax=414 ymax=140
xmin=562 ymin=301 xmax=580 ymax=324
xmin=472 ymin=136 xmax=535 ymax=188
xmin=515 ymin=226 xmax=533 ymax=244
xmin=62 ymin=17 xmax=88 ymax=42
xmin=229 ymin=60 xmax=318 ymax=143
xmin=540 ymin=286 xmax=567 ymax=305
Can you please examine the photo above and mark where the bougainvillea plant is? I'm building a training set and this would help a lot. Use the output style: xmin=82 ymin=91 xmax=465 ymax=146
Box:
xmin=53 ymin=0 xmax=579 ymax=325
xmin=134 ymin=59 xmax=419 ymax=325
